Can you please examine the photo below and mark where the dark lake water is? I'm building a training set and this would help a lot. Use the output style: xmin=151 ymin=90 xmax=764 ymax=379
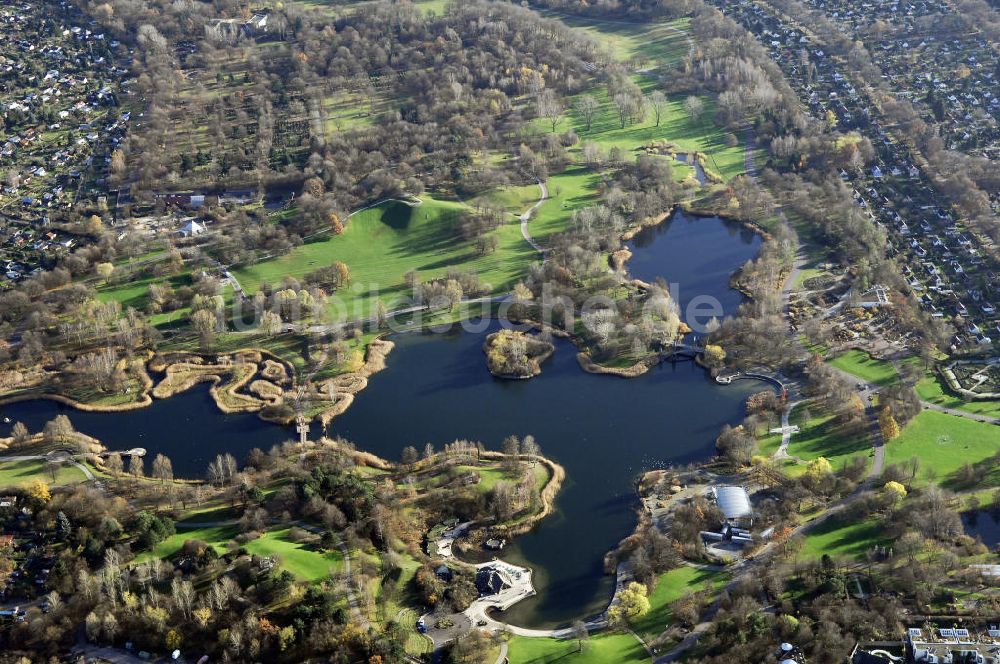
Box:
xmin=0 ymin=387 xmax=295 ymax=476
xmin=0 ymin=212 xmax=762 ymax=628
xmin=330 ymin=325 xmax=757 ymax=626
xmin=627 ymin=211 xmax=760 ymax=333
xmin=962 ymin=508 xmax=1000 ymax=547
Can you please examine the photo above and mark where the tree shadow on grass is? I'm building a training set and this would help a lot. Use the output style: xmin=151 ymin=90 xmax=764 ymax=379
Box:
xmin=0 ymin=459 xmax=46 ymax=482
xmin=790 ymin=412 xmax=869 ymax=463
xmin=378 ymin=202 xmax=414 ymax=230
xmin=802 ymin=517 xmax=886 ymax=560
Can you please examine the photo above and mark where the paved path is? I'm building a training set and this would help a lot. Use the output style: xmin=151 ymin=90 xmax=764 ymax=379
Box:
xmin=335 ymin=531 xmax=368 ymax=627
xmin=0 ymin=452 xmax=96 ymax=482
xmin=918 ymin=400 xmax=999 ymax=424
xmin=519 ymin=180 xmax=548 ymax=255
xmin=493 ymin=641 xmax=508 ymax=664
xmin=432 ymin=521 xmax=472 ymax=558
xmin=826 ymin=366 xmax=886 ymax=478
xmin=773 ymin=400 xmax=804 ymax=460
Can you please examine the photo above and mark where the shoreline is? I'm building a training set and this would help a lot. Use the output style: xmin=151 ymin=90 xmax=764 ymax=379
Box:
xmin=0 ymin=204 xmax=768 ymax=418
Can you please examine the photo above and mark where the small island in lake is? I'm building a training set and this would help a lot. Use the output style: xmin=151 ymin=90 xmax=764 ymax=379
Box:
xmin=483 ymin=330 xmax=555 ymax=379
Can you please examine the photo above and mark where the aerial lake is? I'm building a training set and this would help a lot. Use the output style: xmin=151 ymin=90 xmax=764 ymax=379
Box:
xmin=0 ymin=211 xmax=763 ymax=628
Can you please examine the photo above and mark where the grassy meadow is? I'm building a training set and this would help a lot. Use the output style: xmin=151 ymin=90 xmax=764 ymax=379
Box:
xmin=233 ymin=197 xmax=538 ymax=317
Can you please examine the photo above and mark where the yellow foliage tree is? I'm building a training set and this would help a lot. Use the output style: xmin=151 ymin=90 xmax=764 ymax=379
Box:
xmin=805 ymin=457 xmax=833 ymax=480
xmin=86 ymin=215 xmax=103 ymax=235
xmin=882 ymin=480 xmax=907 ymax=506
xmin=329 ymin=211 xmax=344 ymax=235
xmin=193 ymin=606 xmax=212 ymax=628
xmin=24 ymin=479 xmax=50 ymax=504
xmin=607 ymin=581 xmax=650 ymax=628
xmin=96 ymin=262 xmax=114 ymax=283
xmin=279 ymin=625 xmax=295 ymax=651
xmin=878 ymin=406 xmax=900 ymax=441
xmin=165 ymin=629 xmax=182 ymax=650
xmin=703 ymin=344 xmax=726 ymax=368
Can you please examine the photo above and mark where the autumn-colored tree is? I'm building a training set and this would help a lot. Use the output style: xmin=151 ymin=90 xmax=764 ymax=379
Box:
xmin=279 ymin=625 xmax=295 ymax=651
xmin=703 ymin=344 xmax=726 ymax=368
xmin=24 ymin=479 xmax=51 ymax=505
xmin=882 ymin=480 xmax=907 ymax=507
xmin=606 ymin=582 xmax=650 ymax=628
xmin=805 ymin=456 xmax=833 ymax=481
xmin=333 ymin=261 xmax=350 ymax=286
xmin=193 ymin=606 xmax=212 ymax=628
xmin=110 ymin=149 xmax=126 ymax=176
xmin=329 ymin=211 xmax=344 ymax=235
xmin=96 ymin=262 xmax=114 ymax=283
xmin=165 ymin=629 xmax=182 ymax=651
xmin=260 ymin=310 xmax=282 ymax=336
xmin=878 ymin=406 xmax=900 ymax=441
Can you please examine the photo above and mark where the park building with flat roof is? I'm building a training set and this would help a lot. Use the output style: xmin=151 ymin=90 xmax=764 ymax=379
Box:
xmin=906 ymin=624 xmax=1000 ymax=663
xmin=712 ymin=485 xmax=753 ymax=527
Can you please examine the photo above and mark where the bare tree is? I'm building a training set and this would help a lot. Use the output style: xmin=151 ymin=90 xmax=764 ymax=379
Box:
xmin=501 ymin=435 xmax=521 ymax=474
xmin=151 ymin=454 xmax=174 ymax=484
xmin=521 ymin=435 xmax=541 ymax=465
xmin=613 ymin=93 xmax=642 ymax=129
xmin=128 ymin=454 xmax=144 ymax=480
xmin=575 ymin=94 xmax=600 ymax=132
xmin=572 ymin=620 xmax=590 ymax=652
xmin=401 ymin=446 xmax=419 ymax=468
xmin=11 ymin=422 xmax=29 ymax=445
xmin=683 ymin=95 xmax=705 ymax=122
xmin=648 ymin=91 xmax=668 ymax=127
xmin=43 ymin=415 xmax=74 ymax=446
xmin=105 ymin=452 xmax=123 ymax=476
xmin=537 ymin=89 xmax=564 ymax=133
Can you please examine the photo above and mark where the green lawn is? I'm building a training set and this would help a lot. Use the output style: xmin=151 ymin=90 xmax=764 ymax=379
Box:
xmin=798 ymin=516 xmax=888 ymax=561
xmin=542 ymin=79 xmax=748 ymax=182
xmin=481 ymin=183 xmax=543 ymax=217
xmin=759 ymin=404 xmax=871 ymax=476
xmin=916 ymin=372 xmax=1000 ymax=419
xmin=631 ymin=566 xmax=726 ymax=643
xmin=232 ymin=196 xmax=537 ymax=318
xmin=0 ymin=459 xmax=88 ymax=488
xmin=828 ymin=349 xmax=898 ymax=386
xmin=544 ymin=14 xmax=691 ymax=67
xmin=242 ymin=527 xmax=344 ymax=582
xmin=531 ymin=167 xmax=603 ymax=244
xmin=453 ymin=465 xmax=518 ymax=492
xmin=478 ymin=167 xmax=600 ymax=246
xmin=506 ymin=632 xmax=648 ymax=664
xmin=96 ymin=272 xmax=193 ymax=311
xmin=139 ymin=524 xmax=238 ymax=563
xmin=140 ymin=524 xmax=343 ymax=581
xmin=885 ymin=410 xmax=1000 ymax=489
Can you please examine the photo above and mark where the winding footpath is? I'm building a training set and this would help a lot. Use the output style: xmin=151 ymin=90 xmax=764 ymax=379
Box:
xmin=519 ymin=180 xmax=549 ymax=255
xmin=0 ymin=451 xmax=96 ymax=482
